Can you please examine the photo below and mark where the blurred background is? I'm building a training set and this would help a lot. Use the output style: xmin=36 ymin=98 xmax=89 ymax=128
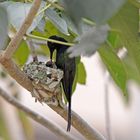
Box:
xmin=0 ymin=0 xmax=139 ymax=140
xmin=0 ymin=53 xmax=140 ymax=140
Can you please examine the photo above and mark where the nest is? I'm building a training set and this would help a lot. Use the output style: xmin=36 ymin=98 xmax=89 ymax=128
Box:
xmin=23 ymin=61 xmax=64 ymax=107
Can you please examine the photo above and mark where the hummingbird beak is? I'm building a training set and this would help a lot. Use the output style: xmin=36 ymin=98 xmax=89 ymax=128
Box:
xmin=50 ymin=49 xmax=54 ymax=61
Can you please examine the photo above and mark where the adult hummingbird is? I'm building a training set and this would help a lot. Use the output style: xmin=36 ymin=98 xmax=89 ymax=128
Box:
xmin=47 ymin=35 xmax=76 ymax=131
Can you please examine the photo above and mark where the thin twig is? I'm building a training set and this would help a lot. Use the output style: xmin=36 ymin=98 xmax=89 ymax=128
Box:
xmin=27 ymin=38 xmax=47 ymax=46
xmin=36 ymin=3 xmax=51 ymax=16
xmin=26 ymin=40 xmax=38 ymax=62
xmin=46 ymin=0 xmax=64 ymax=11
xmin=3 ymin=0 xmax=42 ymax=59
xmin=104 ymin=72 xmax=112 ymax=140
xmin=0 ymin=52 xmax=105 ymax=140
xmin=27 ymin=34 xmax=75 ymax=46
xmin=0 ymin=87 xmax=77 ymax=140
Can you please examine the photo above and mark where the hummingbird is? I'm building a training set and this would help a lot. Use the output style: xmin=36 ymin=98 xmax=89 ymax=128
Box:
xmin=47 ymin=35 xmax=76 ymax=131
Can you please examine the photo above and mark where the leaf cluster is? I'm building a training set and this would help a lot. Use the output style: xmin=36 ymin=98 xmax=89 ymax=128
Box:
xmin=0 ymin=0 xmax=140 ymax=101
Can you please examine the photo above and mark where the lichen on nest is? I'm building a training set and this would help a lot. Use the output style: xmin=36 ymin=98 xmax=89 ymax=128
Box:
xmin=23 ymin=61 xmax=64 ymax=107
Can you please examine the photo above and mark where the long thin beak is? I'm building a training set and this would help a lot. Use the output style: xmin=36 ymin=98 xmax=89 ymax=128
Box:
xmin=50 ymin=50 xmax=53 ymax=61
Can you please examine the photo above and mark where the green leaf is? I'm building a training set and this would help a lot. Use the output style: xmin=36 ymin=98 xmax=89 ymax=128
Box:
xmin=45 ymin=8 xmax=69 ymax=35
xmin=36 ymin=18 xmax=46 ymax=33
xmin=72 ymin=57 xmax=86 ymax=93
xmin=77 ymin=62 xmax=86 ymax=84
xmin=72 ymin=68 xmax=78 ymax=93
xmin=107 ymin=30 xmax=121 ymax=49
xmin=40 ymin=45 xmax=50 ymax=56
xmin=33 ymin=20 xmax=76 ymax=43
xmin=72 ymin=57 xmax=80 ymax=92
xmin=44 ymin=20 xmax=59 ymax=37
xmin=1 ymin=1 xmax=45 ymax=33
xmin=109 ymin=1 xmax=140 ymax=83
xmin=62 ymin=0 xmax=126 ymax=26
xmin=99 ymin=44 xmax=127 ymax=95
xmin=13 ymin=41 xmax=29 ymax=66
xmin=61 ymin=13 xmax=78 ymax=35
xmin=68 ymin=25 xmax=109 ymax=57
xmin=39 ymin=45 xmax=53 ymax=59
xmin=0 ymin=6 xmax=8 ymax=50
xmin=123 ymin=54 xmax=140 ymax=84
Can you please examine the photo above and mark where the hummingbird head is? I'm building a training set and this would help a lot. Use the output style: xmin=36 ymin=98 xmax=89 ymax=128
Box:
xmin=47 ymin=36 xmax=57 ymax=60
xmin=47 ymin=35 xmax=67 ymax=60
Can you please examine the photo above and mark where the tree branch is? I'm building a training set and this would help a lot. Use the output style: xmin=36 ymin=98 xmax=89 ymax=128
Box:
xmin=51 ymin=106 xmax=105 ymax=140
xmin=0 ymin=87 xmax=77 ymax=140
xmin=104 ymin=72 xmax=112 ymax=140
xmin=0 ymin=51 xmax=33 ymax=92
xmin=3 ymin=0 xmax=41 ymax=59
xmin=0 ymin=0 xmax=106 ymax=139
xmin=0 ymin=52 xmax=105 ymax=140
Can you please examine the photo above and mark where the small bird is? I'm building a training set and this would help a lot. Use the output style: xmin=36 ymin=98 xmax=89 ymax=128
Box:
xmin=47 ymin=35 xmax=76 ymax=131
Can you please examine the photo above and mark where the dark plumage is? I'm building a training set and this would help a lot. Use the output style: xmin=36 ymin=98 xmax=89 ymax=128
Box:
xmin=47 ymin=35 xmax=76 ymax=131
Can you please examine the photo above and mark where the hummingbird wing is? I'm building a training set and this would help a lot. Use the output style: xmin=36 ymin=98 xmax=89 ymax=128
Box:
xmin=61 ymin=57 xmax=76 ymax=131
xmin=62 ymin=58 xmax=76 ymax=100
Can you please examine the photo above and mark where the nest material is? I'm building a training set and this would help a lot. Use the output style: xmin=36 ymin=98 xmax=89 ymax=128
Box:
xmin=23 ymin=61 xmax=64 ymax=107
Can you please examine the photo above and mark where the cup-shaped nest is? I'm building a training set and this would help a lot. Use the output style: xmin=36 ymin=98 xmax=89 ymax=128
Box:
xmin=23 ymin=61 xmax=64 ymax=107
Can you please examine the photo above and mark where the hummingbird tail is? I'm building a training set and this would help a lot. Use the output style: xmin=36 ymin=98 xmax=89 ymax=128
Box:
xmin=67 ymin=99 xmax=71 ymax=132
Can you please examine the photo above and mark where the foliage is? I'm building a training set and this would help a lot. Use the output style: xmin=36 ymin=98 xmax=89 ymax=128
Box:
xmin=99 ymin=44 xmax=128 ymax=96
xmin=62 ymin=0 xmax=126 ymax=25
xmin=0 ymin=6 xmax=8 ymax=50
xmin=0 ymin=0 xmax=140 ymax=138
xmin=109 ymin=1 xmax=140 ymax=87
xmin=45 ymin=8 xmax=69 ymax=35
xmin=0 ymin=0 xmax=139 ymax=97
xmin=1 ymin=1 xmax=46 ymax=33
xmin=13 ymin=41 xmax=30 ymax=66
xmin=68 ymin=24 xmax=109 ymax=57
